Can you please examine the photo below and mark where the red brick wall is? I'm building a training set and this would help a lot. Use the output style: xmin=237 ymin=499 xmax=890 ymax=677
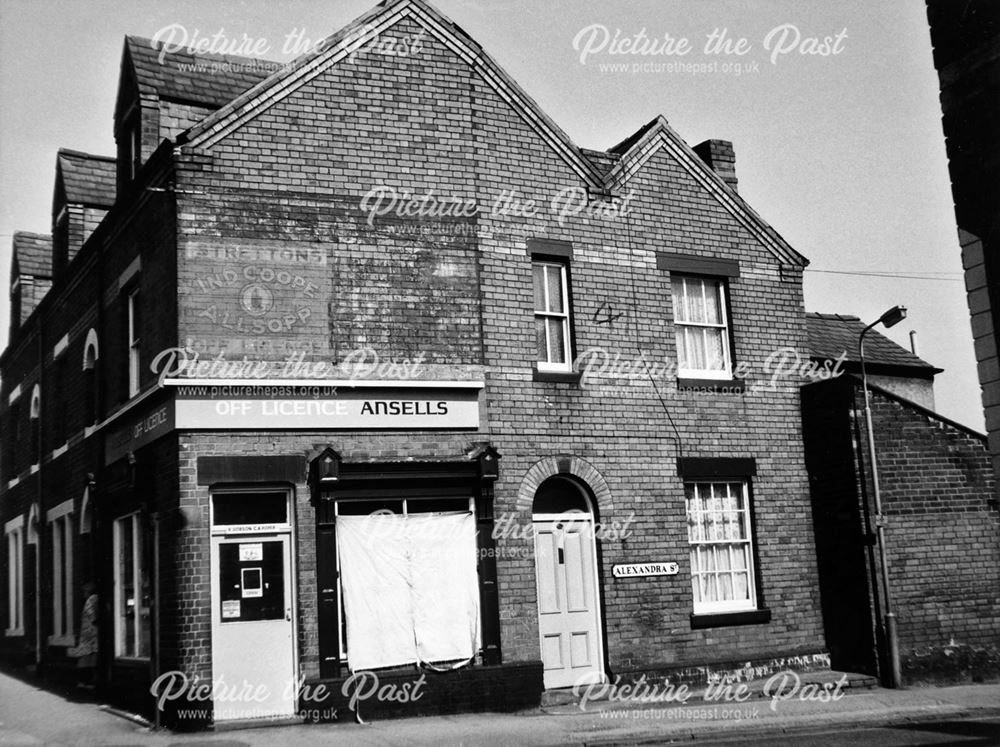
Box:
xmin=169 ymin=14 xmax=825 ymax=676
xmin=859 ymin=384 xmax=1000 ymax=678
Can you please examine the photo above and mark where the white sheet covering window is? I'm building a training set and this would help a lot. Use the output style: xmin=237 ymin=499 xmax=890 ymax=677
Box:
xmin=336 ymin=511 xmax=481 ymax=671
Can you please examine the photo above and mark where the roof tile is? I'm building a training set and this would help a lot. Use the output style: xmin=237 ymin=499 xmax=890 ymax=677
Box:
xmin=12 ymin=232 xmax=53 ymax=279
xmin=806 ymin=312 xmax=937 ymax=370
xmin=125 ymin=36 xmax=280 ymax=108
xmin=57 ymin=149 xmax=116 ymax=207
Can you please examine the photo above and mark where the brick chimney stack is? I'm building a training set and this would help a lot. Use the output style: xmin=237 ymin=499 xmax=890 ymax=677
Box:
xmin=693 ymin=139 xmax=738 ymax=192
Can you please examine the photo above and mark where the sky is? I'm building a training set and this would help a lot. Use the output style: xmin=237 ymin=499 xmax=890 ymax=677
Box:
xmin=0 ymin=0 xmax=982 ymax=430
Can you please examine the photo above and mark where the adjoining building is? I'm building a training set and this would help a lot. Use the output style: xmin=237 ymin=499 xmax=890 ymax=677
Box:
xmin=802 ymin=314 xmax=1000 ymax=684
xmin=1 ymin=0 xmax=836 ymax=727
xmin=926 ymin=1 xmax=1000 ymax=493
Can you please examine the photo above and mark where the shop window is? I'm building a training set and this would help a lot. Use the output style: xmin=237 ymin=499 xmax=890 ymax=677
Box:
xmin=685 ymin=481 xmax=757 ymax=614
xmin=47 ymin=500 xmax=74 ymax=645
xmin=113 ymin=513 xmax=151 ymax=659
xmin=83 ymin=329 xmax=99 ymax=427
xmin=671 ymin=275 xmax=732 ymax=379
xmin=29 ymin=385 xmax=40 ymax=466
xmin=334 ymin=496 xmax=479 ymax=669
xmin=533 ymin=260 xmax=573 ymax=372
xmin=5 ymin=516 xmax=24 ymax=636
xmin=127 ymin=290 xmax=141 ymax=398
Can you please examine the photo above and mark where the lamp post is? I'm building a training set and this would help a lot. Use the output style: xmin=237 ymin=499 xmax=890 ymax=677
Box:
xmin=858 ymin=304 xmax=906 ymax=689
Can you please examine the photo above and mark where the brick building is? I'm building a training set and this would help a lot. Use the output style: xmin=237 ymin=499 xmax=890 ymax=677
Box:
xmin=3 ymin=0 xmax=832 ymax=726
xmin=802 ymin=316 xmax=1000 ymax=684
xmin=926 ymin=1 xmax=1000 ymax=492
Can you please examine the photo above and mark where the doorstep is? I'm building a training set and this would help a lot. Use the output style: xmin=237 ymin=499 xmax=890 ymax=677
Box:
xmin=540 ymin=670 xmax=878 ymax=713
xmin=213 ymin=715 xmax=305 ymax=731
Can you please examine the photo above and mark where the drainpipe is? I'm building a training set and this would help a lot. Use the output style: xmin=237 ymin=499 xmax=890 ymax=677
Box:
xmin=152 ymin=509 xmax=161 ymax=730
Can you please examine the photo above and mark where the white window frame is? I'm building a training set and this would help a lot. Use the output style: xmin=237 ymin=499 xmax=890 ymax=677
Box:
xmin=685 ymin=480 xmax=757 ymax=614
xmin=47 ymin=499 xmax=75 ymax=645
xmin=113 ymin=512 xmax=150 ymax=660
xmin=671 ymin=275 xmax=733 ymax=380
xmin=533 ymin=260 xmax=572 ymax=372
xmin=127 ymin=290 xmax=140 ymax=398
xmin=5 ymin=516 xmax=25 ymax=636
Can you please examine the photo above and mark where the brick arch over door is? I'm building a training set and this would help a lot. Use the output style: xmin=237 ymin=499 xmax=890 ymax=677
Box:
xmin=516 ymin=456 xmax=614 ymax=516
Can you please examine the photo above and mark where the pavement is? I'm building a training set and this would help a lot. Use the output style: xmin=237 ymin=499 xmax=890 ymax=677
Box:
xmin=1 ymin=667 xmax=999 ymax=746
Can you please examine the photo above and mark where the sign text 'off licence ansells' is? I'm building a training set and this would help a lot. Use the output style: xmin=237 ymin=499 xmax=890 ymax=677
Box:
xmin=173 ymin=391 xmax=480 ymax=429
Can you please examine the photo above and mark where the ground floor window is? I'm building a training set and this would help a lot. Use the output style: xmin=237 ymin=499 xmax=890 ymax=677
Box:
xmin=685 ymin=481 xmax=757 ymax=613
xmin=47 ymin=500 xmax=74 ymax=644
xmin=5 ymin=516 xmax=24 ymax=636
xmin=113 ymin=513 xmax=151 ymax=659
xmin=334 ymin=496 xmax=481 ymax=670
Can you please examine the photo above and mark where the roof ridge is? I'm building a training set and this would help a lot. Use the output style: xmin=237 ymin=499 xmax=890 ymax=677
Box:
xmin=608 ymin=116 xmax=809 ymax=268
xmin=57 ymin=148 xmax=116 ymax=162
xmin=125 ymin=34 xmax=281 ymax=66
xmin=807 ymin=311 xmax=861 ymax=321
xmin=13 ymin=230 xmax=52 ymax=240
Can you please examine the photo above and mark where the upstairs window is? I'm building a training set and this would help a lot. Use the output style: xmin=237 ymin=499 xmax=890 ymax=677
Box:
xmin=29 ymin=385 xmax=40 ymax=466
xmin=671 ymin=276 xmax=732 ymax=379
xmin=127 ymin=290 xmax=141 ymax=398
xmin=533 ymin=260 xmax=572 ymax=372
xmin=83 ymin=330 xmax=99 ymax=427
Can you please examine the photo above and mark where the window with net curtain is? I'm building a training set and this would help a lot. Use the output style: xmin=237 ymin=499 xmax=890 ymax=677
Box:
xmin=533 ymin=260 xmax=571 ymax=371
xmin=671 ymin=275 xmax=732 ymax=379
xmin=685 ymin=481 xmax=757 ymax=613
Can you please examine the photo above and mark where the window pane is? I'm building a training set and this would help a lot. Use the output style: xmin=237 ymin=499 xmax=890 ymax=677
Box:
xmin=688 ymin=327 xmax=707 ymax=370
xmin=120 ymin=520 xmax=135 ymax=658
xmin=703 ymin=328 xmax=726 ymax=370
xmin=687 ymin=278 xmax=707 ymax=322
xmin=137 ymin=523 xmax=151 ymax=658
xmin=671 ymin=278 xmax=688 ymax=323
xmin=547 ymin=318 xmax=566 ymax=363
xmin=535 ymin=317 xmax=548 ymax=362
xmin=703 ymin=279 xmax=723 ymax=324
xmin=337 ymin=499 xmax=404 ymax=516
xmin=733 ymin=571 xmax=749 ymax=600
xmin=213 ymin=492 xmax=288 ymax=526
xmin=718 ymin=570 xmax=734 ymax=600
xmin=532 ymin=264 xmax=546 ymax=312
xmin=546 ymin=266 xmax=564 ymax=313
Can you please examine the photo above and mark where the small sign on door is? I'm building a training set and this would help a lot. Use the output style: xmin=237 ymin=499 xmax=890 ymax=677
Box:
xmin=239 ymin=543 xmax=264 ymax=562
xmin=222 ymin=600 xmax=241 ymax=618
xmin=241 ymin=567 xmax=264 ymax=598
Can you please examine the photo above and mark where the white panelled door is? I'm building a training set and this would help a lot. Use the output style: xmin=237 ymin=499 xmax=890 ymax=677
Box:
xmin=533 ymin=517 xmax=604 ymax=689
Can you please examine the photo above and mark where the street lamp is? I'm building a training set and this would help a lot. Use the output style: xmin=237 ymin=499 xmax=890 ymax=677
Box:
xmin=858 ymin=304 xmax=906 ymax=689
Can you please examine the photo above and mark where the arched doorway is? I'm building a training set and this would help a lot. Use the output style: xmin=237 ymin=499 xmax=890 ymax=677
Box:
xmin=532 ymin=475 xmax=605 ymax=689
